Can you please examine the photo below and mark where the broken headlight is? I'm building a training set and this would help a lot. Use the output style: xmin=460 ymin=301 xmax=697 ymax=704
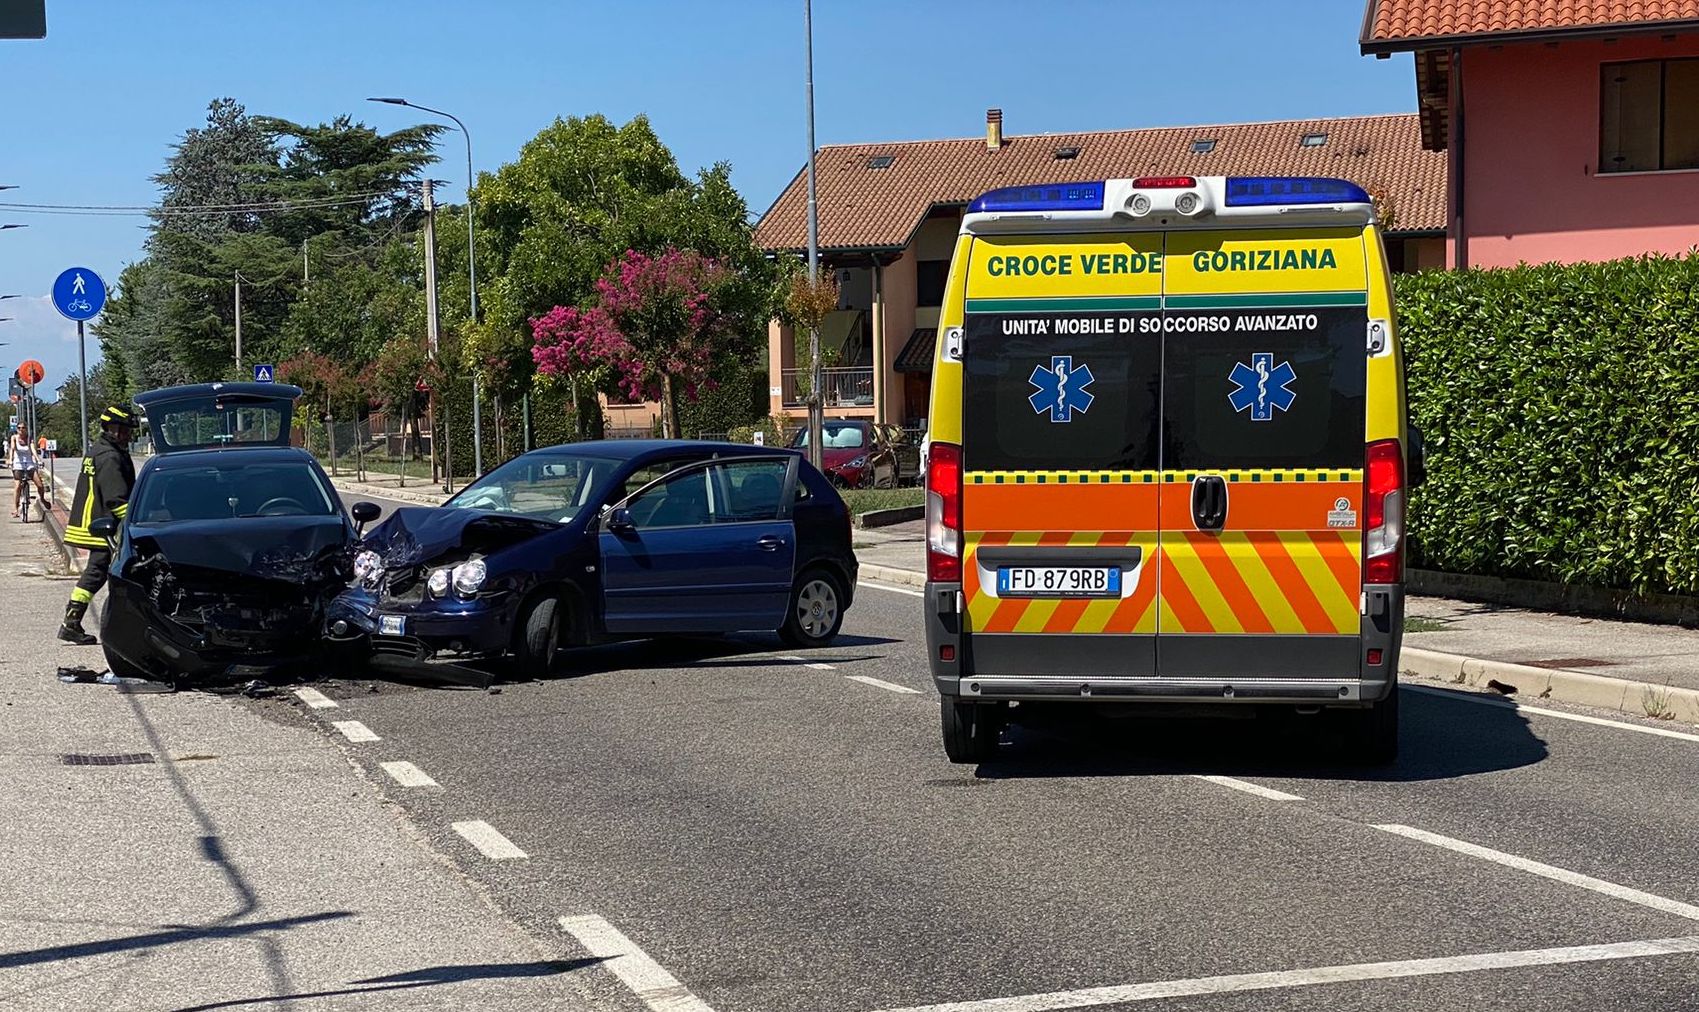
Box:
xmin=353 ymin=550 xmax=384 ymax=589
xmin=451 ymin=559 xmax=487 ymax=596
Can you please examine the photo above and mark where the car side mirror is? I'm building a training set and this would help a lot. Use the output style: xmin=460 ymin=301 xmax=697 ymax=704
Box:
xmin=605 ymin=506 xmax=636 ymax=534
xmin=89 ymin=516 xmax=118 ymax=544
xmin=350 ymin=500 xmax=381 ymax=535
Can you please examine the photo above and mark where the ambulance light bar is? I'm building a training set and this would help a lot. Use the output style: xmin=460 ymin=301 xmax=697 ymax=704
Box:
xmin=966 ymin=182 xmax=1105 ymax=213
xmin=1225 ymin=177 xmax=1370 ymax=207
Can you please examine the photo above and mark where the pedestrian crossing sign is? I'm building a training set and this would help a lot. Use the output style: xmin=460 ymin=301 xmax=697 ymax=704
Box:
xmin=254 ymin=364 xmax=275 ymax=383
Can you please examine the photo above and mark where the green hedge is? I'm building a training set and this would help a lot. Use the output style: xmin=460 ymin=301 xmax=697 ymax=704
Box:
xmin=1397 ymin=253 xmax=1699 ymax=595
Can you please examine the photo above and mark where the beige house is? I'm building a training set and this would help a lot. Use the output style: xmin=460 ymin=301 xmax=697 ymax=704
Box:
xmin=754 ymin=110 xmax=1446 ymax=431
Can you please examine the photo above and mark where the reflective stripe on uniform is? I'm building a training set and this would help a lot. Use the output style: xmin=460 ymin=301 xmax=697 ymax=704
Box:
xmin=70 ymin=587 xmax=94 ymax=604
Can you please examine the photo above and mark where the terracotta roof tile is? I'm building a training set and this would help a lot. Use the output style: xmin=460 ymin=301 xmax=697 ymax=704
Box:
xmin=755 ymin=114 xmax=1444 ymax=252
xmin=1364 ymin=1 xmax=1699 ymax=46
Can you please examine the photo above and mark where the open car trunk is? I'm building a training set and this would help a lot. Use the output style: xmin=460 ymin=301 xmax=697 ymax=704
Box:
xmin=135 ymin=382 xmax=303 ymax=453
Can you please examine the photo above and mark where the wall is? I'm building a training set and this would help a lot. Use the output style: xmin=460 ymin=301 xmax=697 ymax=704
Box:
xmin=1461 ymin=34 xmax=1699 ymax=267
xmin=879 ymin=250 xmax=918 ymax=425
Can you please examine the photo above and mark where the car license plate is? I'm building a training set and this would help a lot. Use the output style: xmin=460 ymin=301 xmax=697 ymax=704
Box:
xmin=378 ymin=615 xmax=405 ymax=636
xmin=996 ymin=566 xmax=1121 ymax=598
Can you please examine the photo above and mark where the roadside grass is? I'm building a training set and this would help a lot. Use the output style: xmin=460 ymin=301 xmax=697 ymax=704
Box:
xmin=1640 ymin=685 xmax=1677 ymax=721
xmin=1404 ymin=616 xmax=1450 ymax=634
xmin=841 ymin=488 xmax=924 ymax=514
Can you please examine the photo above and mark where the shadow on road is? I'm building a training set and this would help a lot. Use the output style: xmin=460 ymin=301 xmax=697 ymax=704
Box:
xmin=167 ymin=957 xmax=607 ymax=1011
xmin=974 ymin=686 xmax=1548 ymax=784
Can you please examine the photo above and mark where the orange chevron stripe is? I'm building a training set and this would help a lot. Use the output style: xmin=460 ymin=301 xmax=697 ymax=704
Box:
xmin=1109 ymin=558 xmax=1160 ymax=632
xmin=1184 ymin=532 xmax=1275 ymax=634
xmin=1312 ymin=530 xmax=1363 ymax=601
xmin=1158 ymin=550 xmax=1213 ymax=633
xmin=1254 ymin=534 xmax=1336 ymax=634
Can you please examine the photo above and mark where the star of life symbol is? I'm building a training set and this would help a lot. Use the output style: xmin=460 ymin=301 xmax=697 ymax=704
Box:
xmin=1228 ymin=352 xmax=1297 ymax=421
xmin=1028 ymin=355 xmax=1095 ymax=422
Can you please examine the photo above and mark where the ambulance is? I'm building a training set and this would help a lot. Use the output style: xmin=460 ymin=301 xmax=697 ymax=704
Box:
xmin=923 ymin=176 xmax=1415 ymax=764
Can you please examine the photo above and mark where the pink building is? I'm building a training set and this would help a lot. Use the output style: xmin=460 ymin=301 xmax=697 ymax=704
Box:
xmin=1362 ymin=1 xmax=1699 ymax=268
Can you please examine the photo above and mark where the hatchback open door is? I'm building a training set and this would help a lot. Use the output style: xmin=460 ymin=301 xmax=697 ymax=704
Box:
xmin=135 ymin=382 xmax=302 ymax=453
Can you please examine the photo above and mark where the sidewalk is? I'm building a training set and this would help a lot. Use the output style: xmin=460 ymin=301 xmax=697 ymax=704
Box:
xmin=855 ymin=521 xmax=1699 ymax=726
xmin=327 ymin=471 xmax=453 ymax=507
xmin=0 ymin=519 xmax=600 ymax=1009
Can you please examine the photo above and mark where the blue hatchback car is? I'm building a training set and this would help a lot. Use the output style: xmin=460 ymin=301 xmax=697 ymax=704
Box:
xmin=327 ymin=441 xmax=858 ymax=672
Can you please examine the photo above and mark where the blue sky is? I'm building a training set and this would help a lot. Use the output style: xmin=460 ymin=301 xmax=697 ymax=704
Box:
xmin=0 ymin=0 xmax=1411 ymax=392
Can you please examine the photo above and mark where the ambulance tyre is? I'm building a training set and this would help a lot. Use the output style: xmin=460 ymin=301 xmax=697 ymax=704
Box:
xmin=942 ymin=700 xmax=1002 ymax=764
xmin=1346 ymin=685 xmax=1399 ymax=765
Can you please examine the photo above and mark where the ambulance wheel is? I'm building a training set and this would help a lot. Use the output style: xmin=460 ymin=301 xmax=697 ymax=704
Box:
xmin=942 ymin=700 xmax=1002 ymax=764
xmin=1346 ymin=685 xmax=1399 ymax=765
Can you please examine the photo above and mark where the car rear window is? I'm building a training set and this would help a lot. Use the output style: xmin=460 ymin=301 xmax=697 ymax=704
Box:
xmin=134 ymin=462 xmax=336 ymax=521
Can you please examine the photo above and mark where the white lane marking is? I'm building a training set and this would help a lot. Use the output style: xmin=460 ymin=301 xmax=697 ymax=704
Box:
xmin=1405 ymin=683 xmax=1699 ymax=744
xmin=859 ymin=580 xmax=924 ymax=598
xmin=777 ymin=654 xmax=806 ymax=663
xmin=869 ymin=936 xmax=1699 ymax=1012
xmin=330 ymin=720 xmax=380 ymax=743
xmin=846 ymin=674 xmax=922 ymax=695
xmin=380 ymin=761 xmax=438 ymax=788
xmin=1374 ymin=824 xmax=1699 ymax=921
xmin=451 ymin=820 xmax=528 ymax=861
xmin=1192 ymin=775 xmax=1304 ymax=802
xmin=806 ymin=662 xmax=835 ymax=671
xmin=559 ymin=914 xmax=717 ymax=1012
xmin=292 ymin=687 xmax=338 ymax=709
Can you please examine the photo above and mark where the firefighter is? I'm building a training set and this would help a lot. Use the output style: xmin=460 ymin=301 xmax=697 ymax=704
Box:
xmin=59 ymin=404 xmax=139 ymax=645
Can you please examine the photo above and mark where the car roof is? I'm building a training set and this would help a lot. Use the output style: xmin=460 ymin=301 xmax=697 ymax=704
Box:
xmin=532 ymin=440 xmax=799 ymax=464
xmin=144 ymin=446 xmax=316 ymax=470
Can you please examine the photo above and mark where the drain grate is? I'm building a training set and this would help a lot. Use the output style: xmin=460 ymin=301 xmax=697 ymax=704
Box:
xmin=61 ymin=753 xmax=155 ymax=766
xmin=1523 ymin=658 xmax=1615 ymax=669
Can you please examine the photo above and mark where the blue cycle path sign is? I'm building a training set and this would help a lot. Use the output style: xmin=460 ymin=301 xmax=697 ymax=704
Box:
xmin=52 ymin=268 xmax=107 ymax=321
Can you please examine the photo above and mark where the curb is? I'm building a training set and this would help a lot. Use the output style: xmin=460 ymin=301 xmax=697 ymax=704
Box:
xmin=1399 ymin=647 xmax=1699 ymax=724
xmin=330 ymin=477 xmax=446 ymax=507
xmin=41 ymin=487 xmax=77 ymax=576
xmin=856 ymin=505 xmax=923 ymax=529
xmin=858 ymin=562 xmax=926 ymax=589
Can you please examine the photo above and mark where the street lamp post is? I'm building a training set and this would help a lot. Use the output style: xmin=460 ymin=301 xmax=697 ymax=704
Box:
xmin=802 ymin=0 xmax=823 ymax=471
xmin=369 ymin=97 xmax=484 ymax=476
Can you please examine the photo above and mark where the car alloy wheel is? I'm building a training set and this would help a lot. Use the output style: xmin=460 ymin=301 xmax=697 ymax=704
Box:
xmin=796 ymin=577 xmax=839 ymax=640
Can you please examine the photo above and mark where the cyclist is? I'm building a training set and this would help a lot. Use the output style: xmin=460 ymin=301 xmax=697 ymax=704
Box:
xmin=59 ymin=404 xmax=139 ymax=645
xmin=11 ymin=424 xmax=45 ymax=520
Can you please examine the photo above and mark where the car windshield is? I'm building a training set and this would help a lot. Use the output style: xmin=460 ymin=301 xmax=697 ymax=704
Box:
xmin=443 ymin=452 xmax=613 ymax=523
xmin=132 ymin=461 xmax=337 ymax=521
xmin=789 ymin=423 xmax=865 ymax=450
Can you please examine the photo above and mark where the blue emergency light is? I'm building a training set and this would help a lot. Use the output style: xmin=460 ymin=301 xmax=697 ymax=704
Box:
xmin=967 ymin=181 xmax=1106 ymax=213
xmin=1225 ymin=177 xmax=1371 ymax=207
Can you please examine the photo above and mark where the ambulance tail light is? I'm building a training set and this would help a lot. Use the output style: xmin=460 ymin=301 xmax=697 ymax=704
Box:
xmin=926 ymin=442 xmax=963 ymax=583
xmin=1365 ymin=439 xmax=1405 ymax=584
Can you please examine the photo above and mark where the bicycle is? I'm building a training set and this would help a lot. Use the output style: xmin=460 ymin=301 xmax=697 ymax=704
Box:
xmin=15 ymin=468 xmax=41 ymax=523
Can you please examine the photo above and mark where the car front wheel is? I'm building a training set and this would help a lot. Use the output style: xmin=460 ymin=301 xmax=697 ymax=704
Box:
xmin=515 ymin=594 xmax=563 ymax=674
xmin=779 ymin=568 xmax=844 ymax=648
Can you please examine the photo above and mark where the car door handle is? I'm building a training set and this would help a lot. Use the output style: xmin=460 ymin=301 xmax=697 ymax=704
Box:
xmin=756 ymin=535 xmax=786 ymax=551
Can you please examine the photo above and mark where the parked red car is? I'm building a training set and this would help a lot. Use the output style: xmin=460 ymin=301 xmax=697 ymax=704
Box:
xmin=789 ymin=420 xmax=919 ymax=489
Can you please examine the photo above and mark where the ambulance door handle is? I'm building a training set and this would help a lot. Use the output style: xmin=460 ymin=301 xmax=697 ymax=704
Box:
xmin=1192 ymin=475 xmax=1228 ymax=532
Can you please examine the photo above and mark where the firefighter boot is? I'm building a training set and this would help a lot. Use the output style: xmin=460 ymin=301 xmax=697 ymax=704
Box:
xmin=58 ymin=600 xmax=97 ymax=646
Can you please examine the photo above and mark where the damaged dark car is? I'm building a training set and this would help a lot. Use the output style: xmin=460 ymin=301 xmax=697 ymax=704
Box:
xmin=95 ymin=383 xmax=379 ymax=683
xmin=327 ymin=441 xmax=858 ymax=675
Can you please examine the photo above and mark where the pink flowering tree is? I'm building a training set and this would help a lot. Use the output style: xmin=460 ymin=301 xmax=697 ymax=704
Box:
xmin=531 ymin=247 xmax=734 ymax=438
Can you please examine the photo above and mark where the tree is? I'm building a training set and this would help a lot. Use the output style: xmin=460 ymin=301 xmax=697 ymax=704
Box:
xmin=532 ymin=248 xmax=743 ymax=438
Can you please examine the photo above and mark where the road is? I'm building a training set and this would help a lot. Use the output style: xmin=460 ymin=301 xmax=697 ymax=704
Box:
xmin=241 ymin=580 xmax=1699 ymax=1012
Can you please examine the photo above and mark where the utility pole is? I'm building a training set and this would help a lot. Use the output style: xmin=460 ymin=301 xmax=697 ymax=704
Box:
xmin=804 ymin=0 xmax=823 ymax=471
xmin=233 ymin=272 xmax=243 ymax=372
xmin=303 ymin=238 xmax=310 ymax=283
xmin=422 ymin=179 xmax=452 ymax=493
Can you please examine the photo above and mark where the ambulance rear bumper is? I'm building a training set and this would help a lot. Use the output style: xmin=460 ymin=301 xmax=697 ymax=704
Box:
xmin=925 ymin=582 xmax=1402 ymax=706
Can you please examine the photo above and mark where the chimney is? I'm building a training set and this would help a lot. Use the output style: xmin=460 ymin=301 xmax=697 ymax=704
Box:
xmin=986 ymin=108 xmax=1004 ymax=150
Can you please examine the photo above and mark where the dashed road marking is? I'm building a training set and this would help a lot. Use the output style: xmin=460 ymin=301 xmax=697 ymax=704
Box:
xmin=1373 ymin=823 xmax=1699 ymax=921
xmin=452 ymin=820 xmax=527 ymax=861
xmin=846 ymin=674 xmax=922 ymax=695
xmin=292 ymin=687 xmax=338 ymax=709
xmin=330 ymin=720 xmax=380 ymax=743
xmin=806 ymin=662 xmax=835 ymax=671
xmin=1193 ymin=775 xmax=1304 ymax=802
xmin=777 ymin=655 xmax=806 ymax=663
xmin=867 ymin=936 xmax=1699 ymax=1012
xmin=380 ymin=761 xmax=438 ymax=788
xmin=559 ymin=914 xmax=717 ymax=1012
xmin=859 ymin=580 xmax=924 ymax=598
xmin=1406 ymin=684 xmax=1699 ymax=744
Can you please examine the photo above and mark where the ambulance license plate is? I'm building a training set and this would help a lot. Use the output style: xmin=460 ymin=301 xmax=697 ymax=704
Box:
xmin=997 ymin=566 xmax=1121 ymax=598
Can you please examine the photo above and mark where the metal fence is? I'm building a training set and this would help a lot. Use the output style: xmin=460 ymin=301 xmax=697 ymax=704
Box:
xmin=779 ymin=367 xmax=875 ymax=408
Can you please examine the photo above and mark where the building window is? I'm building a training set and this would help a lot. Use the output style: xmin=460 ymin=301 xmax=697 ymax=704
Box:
xmin=1191 ymin=138 xmax=1217 ymax=154
xmin=866 ymin=154 xmax=895 ymax=169
xmin=1300 ymin=131 xmax=1328 ymax=147
xmin=916 ymin=260 xmax=949 ymax=307
xmin=1053 ymin=145 xmax=1080 ymax=160
xmin=1601 ymin=58 xmax=1699 ymax=172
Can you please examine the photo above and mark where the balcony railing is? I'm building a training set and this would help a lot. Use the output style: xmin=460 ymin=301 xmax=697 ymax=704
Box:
xmin=780 ymin=367 xmax=875 ymax=408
